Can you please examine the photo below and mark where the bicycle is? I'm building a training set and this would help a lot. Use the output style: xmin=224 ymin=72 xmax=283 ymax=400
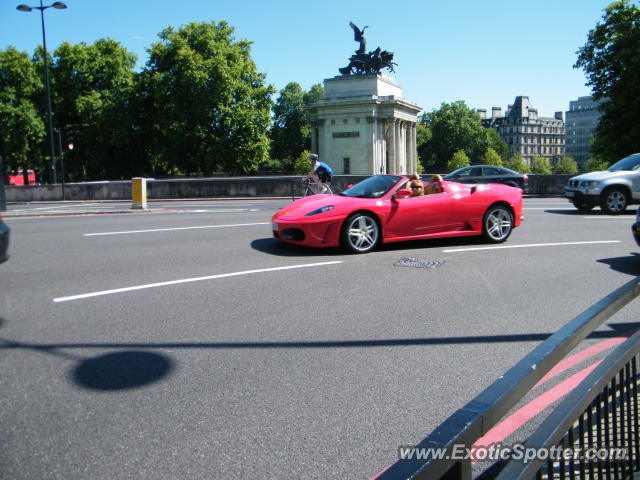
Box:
xmin=302 ymin=177 xmax=333 ymax=197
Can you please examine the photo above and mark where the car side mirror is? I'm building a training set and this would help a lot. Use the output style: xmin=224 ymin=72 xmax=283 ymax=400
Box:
xmin=393 ymin=188 xmax=412 ymax=200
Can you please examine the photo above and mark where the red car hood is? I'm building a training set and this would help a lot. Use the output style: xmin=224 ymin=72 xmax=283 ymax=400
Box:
xmin=273 ymin=194 xmax=370 ymax=221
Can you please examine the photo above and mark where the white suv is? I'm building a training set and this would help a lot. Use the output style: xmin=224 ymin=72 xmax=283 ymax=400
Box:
xmin=565 ymin=153 xmax=640 ymax=214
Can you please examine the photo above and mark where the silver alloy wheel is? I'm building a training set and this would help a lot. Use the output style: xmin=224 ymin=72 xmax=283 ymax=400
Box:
xmin=346 ymin=215 xmax=379 ymax=252
xmin=604 ymin=190 xmax=627 ymax=213
xmin=484 ymin=207 xmax=512 ymax=242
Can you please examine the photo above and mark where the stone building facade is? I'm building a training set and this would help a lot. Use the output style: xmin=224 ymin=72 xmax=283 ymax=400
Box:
xmin=479 ymin=96 xmax=565 ymax=167
xmin=307 ymin=74 xmax=421 ymax=175
xmin=565 ymin=95 xmax=606 ymax=170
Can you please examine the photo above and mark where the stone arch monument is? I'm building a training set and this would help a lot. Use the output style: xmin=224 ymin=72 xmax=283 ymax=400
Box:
xmin=307 ymin=23 xmax=421 ymax=175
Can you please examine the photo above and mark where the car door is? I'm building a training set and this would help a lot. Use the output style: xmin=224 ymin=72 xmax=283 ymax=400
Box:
xmin=386 ymin=190 xmax=454 ymax=238
xmin=482 ymin=166 xmax=502 ymax=184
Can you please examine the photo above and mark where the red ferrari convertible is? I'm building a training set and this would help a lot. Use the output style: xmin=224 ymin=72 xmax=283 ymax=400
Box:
xmin=272 ymin=175 xmax=523 ymax=253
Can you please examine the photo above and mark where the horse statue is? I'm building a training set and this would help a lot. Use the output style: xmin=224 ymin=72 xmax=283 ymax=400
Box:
xmin=339 ymin=23 xmax=397 ymax=75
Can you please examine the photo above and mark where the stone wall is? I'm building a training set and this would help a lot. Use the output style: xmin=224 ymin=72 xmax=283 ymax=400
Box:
xmin=3 ymin=174 xmax=571 ymax=202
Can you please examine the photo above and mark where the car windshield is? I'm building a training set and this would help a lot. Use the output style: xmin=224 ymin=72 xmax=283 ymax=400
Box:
xmin=339 ymin=175 xmax=403 ymax=198
xmin=608 ymin=154 xmax=640 ymax=171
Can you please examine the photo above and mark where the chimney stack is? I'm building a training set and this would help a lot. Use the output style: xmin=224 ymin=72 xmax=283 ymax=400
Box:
xmin=491 ymin=107 xmax=502 ymax=119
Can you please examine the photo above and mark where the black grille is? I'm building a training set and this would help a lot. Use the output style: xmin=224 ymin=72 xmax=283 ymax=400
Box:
xmin=281 ymin=228 xmax=305 ymax=241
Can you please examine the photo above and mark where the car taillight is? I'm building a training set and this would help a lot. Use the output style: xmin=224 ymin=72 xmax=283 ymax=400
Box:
xmin=523 ymin=175 xmax=528 ymax=181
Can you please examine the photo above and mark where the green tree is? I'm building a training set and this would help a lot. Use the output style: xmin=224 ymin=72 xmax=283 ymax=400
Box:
xmin=584 ymin=155 xmax=609 ymax=172
xmin=416 ymin=122 xmax=432 ymax=172
xmin=504 ymin=153 xmax=531 ymax=174
xmin=554 ymin=156 xmax=578 ymax=174
xmin=270 ymin=82 xmax=320 ymax=171
xmin=293 ymin=149 xmax=312 ymax=175
xmin=141 ymin=21 xmax=274 ymax=176
xmin=575 ymin=0 xmax=640 ymax=163
xmin=486 ymin=128 xmax=510 ymax=161
xmin=531 ymin=156 xmax=552 ymax=174
xmin=51 ymin=39 xmax=138 ymax=180
xmin=447 ymin=150 xmax=470 ymax=172
xmin=420 ymin=101 xmax=489 ymax=172
xmin=481 ymin=148 xmax=502 ymax=166
xmin=0 ymin=46 xmax=45 ymax=177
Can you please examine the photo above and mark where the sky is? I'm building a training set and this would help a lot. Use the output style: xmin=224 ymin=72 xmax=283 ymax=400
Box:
xmin=0 ymin=0 xmax=616 ymax=118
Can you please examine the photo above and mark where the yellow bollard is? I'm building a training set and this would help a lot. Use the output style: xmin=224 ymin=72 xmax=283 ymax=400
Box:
xmin=131 ymin=177 xmax=148 ymax=210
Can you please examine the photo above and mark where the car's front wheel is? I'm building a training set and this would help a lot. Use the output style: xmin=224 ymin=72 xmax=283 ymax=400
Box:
xmin=482 ymin=205 xmax=514 ymax=243
xmin=341 ymin=213 xmax=380 ymax=253
xmin=600 ymin=187 xmax=628 ymax=214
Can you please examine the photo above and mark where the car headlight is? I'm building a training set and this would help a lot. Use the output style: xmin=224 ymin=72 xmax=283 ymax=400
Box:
xmin=305 ymin=205 xmax=335 ymax=217
xmin=580 ymin=180 xmax=600 ymax=188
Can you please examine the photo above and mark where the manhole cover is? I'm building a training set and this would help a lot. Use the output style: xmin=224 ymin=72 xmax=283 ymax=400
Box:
xmin=393 ymin=258 xmax=445 ymax=269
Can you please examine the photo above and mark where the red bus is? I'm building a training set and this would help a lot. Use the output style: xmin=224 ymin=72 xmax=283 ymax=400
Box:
xmin=5 ymin=169 xmax=37 ymax=186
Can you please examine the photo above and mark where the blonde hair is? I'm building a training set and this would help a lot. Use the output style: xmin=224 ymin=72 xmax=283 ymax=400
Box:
xmin=425 ymin=174 xmax=444 ymax=194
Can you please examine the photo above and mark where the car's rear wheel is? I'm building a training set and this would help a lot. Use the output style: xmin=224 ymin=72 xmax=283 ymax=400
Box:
xmin=573 ymin=202 xmax=595 ymax=211
xmin=482 ymin=205 xmax=514 ymax=243
xmin=600 ymin=187 xmax=628 ymax=214
xmin=341 ymin=213 xmax=380 ymax=253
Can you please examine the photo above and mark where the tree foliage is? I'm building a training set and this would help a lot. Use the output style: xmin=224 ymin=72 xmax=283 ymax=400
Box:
xmin=531 ymin=156 xmax=552 ymax=174
xmin=447 ymin=150 xmax=470 ymax=172
xmin=0 ymin=46 xmax=45 ymax=175
xmin=418 ymin=101 xmax=488 ymax=172
xmin=140 ymin=21 xmax=274 ymax=176
xmin=584 ymin=155 xmax=610 ymax=172
xmin=51 ymin=39 xmax=138 ymax=180
xmin=504 ymin=153 xmax=531 ymax=174
xmin=481 ymin=148 xmax=502 ymax=166
xmin=486 ymin=128 xmax=510 ymax=161
xmin=270 ymin=82 xmax=323 ymax=172
xmin=575 ymin=0 xmax=640 ymax=162
xmin=554 ymin=156 xmax=578 ymax=174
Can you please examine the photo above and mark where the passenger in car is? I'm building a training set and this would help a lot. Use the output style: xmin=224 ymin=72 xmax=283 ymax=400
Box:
xmin=425 ymin=174 xmax=444 ymax=195
xmin=406 ymin=173 xmax=424 ymax=197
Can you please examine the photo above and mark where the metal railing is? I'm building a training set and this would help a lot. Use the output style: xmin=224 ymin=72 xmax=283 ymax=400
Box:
xmin=377 ymin=278 xmax=640 ymax=480
xmin=495 ymin=331 xmax=639 ymax=479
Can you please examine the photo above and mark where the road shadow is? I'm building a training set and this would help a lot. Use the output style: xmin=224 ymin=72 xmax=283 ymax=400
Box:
xmin=251 ymin=235 xmax=493 ymax=257
xmin=2 ymin=323 xmax=637 ymax=354
xmin=70 ymin=350 xmax=174 ymax=391
xmin=597 ymin=253 xmax=640 ymax=276
xmin=545 ymin=208 xmax=636 ymax=216
xmin=251 ymin=238 xmax=343 ymax=257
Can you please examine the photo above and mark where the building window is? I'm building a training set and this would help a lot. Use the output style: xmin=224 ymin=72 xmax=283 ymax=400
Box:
xmin=343 ymin=158 xmax=350 ymax=174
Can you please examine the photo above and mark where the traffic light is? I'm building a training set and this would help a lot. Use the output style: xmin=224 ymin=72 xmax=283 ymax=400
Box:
xmin=64 ymin=124 xmax=75 ymax=150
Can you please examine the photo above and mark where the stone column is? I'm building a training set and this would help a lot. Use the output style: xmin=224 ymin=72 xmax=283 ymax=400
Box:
xmin=310 ymin=120 xmax=318 ymax=155
xmin=395 ymin=120 xmax=401 ymax=174
xmin=389 ymin=119 xmax=397 ymax=174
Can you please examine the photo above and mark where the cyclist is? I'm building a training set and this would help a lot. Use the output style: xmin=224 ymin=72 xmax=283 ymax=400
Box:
xmin=304 ymin=153 xmax=333 ymax=193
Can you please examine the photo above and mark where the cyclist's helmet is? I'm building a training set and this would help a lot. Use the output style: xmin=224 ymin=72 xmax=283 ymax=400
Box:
xmin=309 ymin=153 xmax=319 ymax=160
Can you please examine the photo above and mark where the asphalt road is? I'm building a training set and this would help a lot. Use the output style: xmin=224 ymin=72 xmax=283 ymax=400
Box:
xmin=1 ymin=198 xmax=639 ymax=479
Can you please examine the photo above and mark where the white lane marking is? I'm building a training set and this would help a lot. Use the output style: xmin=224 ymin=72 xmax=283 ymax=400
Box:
xmin=443 ymin=240 xmax=621 ymax=253
xmin=84 ymin=222 xmax=269 ymax=236
xmin=53 ymin=261 xmax=343 ymax=302
xmin=186 ymin=208 xmax=252 ymax=213
xmin=10 ymin=203 xmax=101 ymax=212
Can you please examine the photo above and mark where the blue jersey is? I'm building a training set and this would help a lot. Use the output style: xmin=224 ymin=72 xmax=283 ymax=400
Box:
xmin=313 ymin=161 xmax=333 ymax=175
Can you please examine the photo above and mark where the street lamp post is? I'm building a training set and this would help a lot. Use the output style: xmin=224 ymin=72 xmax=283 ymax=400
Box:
xmin=17 ymin=0 xmax=67 ymax=185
